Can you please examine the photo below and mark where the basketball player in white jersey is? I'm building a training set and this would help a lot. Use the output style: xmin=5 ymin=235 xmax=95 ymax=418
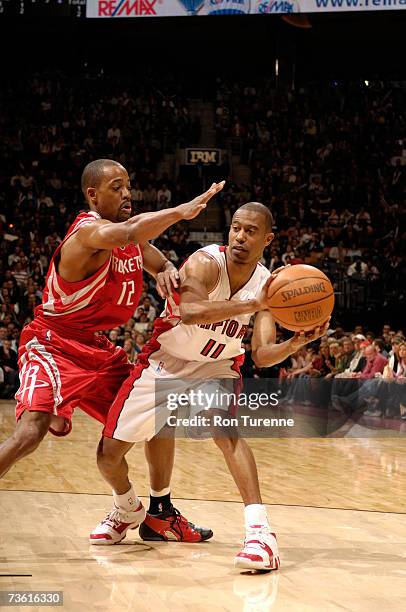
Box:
xmin=91 ymin=202 xmax=328 ymax=570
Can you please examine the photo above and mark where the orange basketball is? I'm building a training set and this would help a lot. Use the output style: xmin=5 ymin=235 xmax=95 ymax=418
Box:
xmin=267 ymin=264 xmax=335 ymax=332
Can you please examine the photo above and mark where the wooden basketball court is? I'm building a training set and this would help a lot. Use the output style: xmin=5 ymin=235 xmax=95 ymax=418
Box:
xmin=1 ymin=400 xmax=405 ymax=611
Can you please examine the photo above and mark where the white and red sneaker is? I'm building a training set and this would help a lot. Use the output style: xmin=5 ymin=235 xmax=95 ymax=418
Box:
xmin=89 ymin=502 xmax=146 ymax=545
xmin=234 ymin=526 xmax=280 ymax=571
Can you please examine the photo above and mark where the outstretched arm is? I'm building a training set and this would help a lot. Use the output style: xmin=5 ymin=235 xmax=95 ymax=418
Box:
xmin=178 ymin=252 xmax=271 ymax=325
xmin=76 ymin=182 xmax=225 ymax=251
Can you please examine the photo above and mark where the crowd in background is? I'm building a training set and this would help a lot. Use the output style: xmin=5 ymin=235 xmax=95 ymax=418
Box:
xmin=0 ymin=73 xmax=405 ymax=419
xmin=216 ymin=80 xmax=405 ymax=324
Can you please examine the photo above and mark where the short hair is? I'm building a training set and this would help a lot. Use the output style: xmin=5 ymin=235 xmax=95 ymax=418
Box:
xmin=234 ymin=202 xmax=274 ymax=232
xmin=329 ymin=341 xmax=340 ymax=349
xmin=373 ymin=338 xmax=385 ymax=351
xmin=81 ymin=159 xmax=123 ymax=195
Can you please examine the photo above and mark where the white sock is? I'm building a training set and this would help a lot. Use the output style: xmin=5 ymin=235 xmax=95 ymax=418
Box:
xmin=244 ymin=504 xmax=269 ymax=530
xmin=150 ymin=486 xmax=171 ymax=497
xmin=113 ymin=483 xmax=141 ymax=512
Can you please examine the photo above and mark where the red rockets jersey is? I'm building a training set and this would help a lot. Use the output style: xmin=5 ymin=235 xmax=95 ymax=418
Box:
xmin=35 ymin=211 xmax=143 ymax=333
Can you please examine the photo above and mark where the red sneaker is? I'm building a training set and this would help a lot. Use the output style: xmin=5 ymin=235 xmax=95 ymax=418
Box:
xmin=139 ymin=506 xmax=213 ymax=542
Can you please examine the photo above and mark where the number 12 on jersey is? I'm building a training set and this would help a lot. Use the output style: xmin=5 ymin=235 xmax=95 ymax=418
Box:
xmin=117 ymin=280 xmax=136 ymax=306
xmin=200 ymin=338 xmax=226 ymax=359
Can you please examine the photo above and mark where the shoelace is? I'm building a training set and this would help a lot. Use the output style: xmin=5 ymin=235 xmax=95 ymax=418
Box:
xmin=247 ymin=526 xmax=270 ymax=535
xmin=245 ymin=526 xmax=272 ymax=544
xmin=102 ymin=508 xmax=123 ymax=529
xmin=168 ymin=506 xmax=191 ymax=538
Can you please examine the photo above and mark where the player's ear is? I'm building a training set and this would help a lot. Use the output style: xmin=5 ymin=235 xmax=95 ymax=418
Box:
xmin=265 ymin=232 xmax=274 ymax=246
xmin=87 ymin=187 xmax=97 ymax=204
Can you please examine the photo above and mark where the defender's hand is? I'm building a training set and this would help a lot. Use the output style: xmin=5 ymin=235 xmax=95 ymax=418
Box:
xmin=156 ymin=264 xmax=180 ymax=299
xmin=176 ymin=181 xmax=225 ymax=220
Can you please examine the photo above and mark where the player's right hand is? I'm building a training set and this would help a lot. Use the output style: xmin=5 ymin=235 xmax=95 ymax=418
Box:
xmin=176 ymin=181 xmax=225 ymax=220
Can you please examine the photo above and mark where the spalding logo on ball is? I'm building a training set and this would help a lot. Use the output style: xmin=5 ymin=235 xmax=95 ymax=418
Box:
xmin=267 ymin=264 xmax=334 ymax=331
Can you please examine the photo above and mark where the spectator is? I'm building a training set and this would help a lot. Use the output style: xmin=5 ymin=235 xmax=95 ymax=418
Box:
xmin=350 ymin=344 xmax=388 ymax=381
xmin=133 ymin=333 xmax=147 ymax=354
xmin=0 ymin=338 xmax=19 ymax=398
xmin=123 ymin=338 xmax=137 ymax=363
xmin=373 ymin=338 xmax=389 ymax=359
xmin=326 ymin=337 xmax=355 ymax=379
xmin=157 ymin=183 xmax=172 ymax=205
xmin=363 ymin=341 xmax=406 ymax=417
xmin=108 ymin=329 xmax=119 ymax=346
xmin=133 ymin=313 xmax=150 ymax=334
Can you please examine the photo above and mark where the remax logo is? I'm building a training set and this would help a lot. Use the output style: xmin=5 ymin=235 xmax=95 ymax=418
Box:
xmin=97 ymin=0 xmax=157 ymax=16
xmin=256 ymin=0 xmax=299 ymax=12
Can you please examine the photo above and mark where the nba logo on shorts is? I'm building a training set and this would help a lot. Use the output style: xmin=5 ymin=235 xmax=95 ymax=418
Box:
xmin=45 ymin=330 xmax=52 ymax=341
xmin=156 ymin=361 xmax=165 ymax=373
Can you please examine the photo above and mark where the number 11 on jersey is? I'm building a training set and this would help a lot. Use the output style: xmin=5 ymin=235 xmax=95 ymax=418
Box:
xmin=200 ymin=338 xmax=226 ymax=359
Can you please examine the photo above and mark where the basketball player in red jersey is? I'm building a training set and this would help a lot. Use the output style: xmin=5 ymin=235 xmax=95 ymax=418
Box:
xmin=0 ymin=159 xmax=223 ymax=542
xmin=92 ymin=202 xmax=329 ymax=570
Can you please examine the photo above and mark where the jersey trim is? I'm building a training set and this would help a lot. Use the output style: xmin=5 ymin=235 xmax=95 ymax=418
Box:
xmin=42 ymin=256 xmax=111 ymax=316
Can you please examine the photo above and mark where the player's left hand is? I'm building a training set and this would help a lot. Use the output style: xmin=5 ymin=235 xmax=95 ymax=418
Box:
xmin=156 ymin=264 xmax=180 ymax=299
xmin=290 ymin=318 xmax=331 ymax=351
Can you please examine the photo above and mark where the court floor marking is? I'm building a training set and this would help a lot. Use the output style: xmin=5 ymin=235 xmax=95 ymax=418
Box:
xmin=2 ymin=488 xmax=406 ymax=515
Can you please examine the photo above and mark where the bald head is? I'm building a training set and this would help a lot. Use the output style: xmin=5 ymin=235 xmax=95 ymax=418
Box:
xmin=235 ymin=202 xmax=274 ymax=232
xmin=81 ymin=159 xmax=125 ymax=196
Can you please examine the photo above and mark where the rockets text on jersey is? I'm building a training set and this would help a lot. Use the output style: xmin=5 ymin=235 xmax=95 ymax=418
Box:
xmin=35 ymin=211 xmax=143 ymax=333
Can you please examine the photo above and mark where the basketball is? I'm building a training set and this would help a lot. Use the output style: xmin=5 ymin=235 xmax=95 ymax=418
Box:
xmin=267 ymin=264 xmax=335 ymax=332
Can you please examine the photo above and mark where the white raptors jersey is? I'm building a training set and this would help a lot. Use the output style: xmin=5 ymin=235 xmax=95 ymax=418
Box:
xmin=156 ymin=244 xmax=270 ymax=362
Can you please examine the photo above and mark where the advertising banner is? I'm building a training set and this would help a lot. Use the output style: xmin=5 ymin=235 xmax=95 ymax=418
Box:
xmin=185 ymin=149 xmax=222 ymax=165
xmin=86 ymin=0 xmax=406 ymax=18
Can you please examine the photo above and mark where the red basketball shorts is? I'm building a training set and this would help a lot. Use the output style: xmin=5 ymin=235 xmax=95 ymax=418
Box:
xmin=15 ymin=321 xmax=133 ymax=435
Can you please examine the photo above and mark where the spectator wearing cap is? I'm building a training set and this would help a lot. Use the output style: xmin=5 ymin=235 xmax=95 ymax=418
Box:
xmin=345 ymin=336 xmax=368 ymax=373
